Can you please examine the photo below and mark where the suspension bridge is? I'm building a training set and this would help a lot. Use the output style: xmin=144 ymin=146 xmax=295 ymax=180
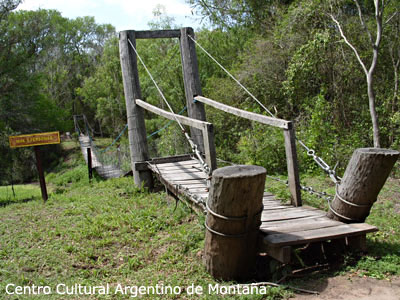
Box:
xmin=72 ymin=28 xmax=398 ymax=267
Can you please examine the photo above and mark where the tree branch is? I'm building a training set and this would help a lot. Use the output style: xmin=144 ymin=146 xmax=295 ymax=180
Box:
xmin=330 ymin=13 xmax=368 ymax=75
xmin=354 ymin=0 xmax=374 ymax=46
xmin=385 ymin=11 xmax=398 ymax=25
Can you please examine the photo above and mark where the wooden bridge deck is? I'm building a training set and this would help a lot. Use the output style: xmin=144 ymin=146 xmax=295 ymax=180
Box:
xmin=79 ymin=135 xmax=123 ymax=179
xmin=148 ymin=157 xmax=378 ymax=263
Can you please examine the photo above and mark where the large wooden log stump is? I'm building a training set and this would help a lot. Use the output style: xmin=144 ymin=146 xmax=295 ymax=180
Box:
xmin=204 ymin=165 xmax=266 ymax=281
xmin=327 ymin=148 xmax=399 ymax=223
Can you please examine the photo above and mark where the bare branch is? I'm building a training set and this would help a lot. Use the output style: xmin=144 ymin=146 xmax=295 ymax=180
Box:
xmin=330 ymin=13 xmax=368 ymax=75
xmin=385 ymin=11 xmax=398 ymax=25
xmin=354 ymin=0 xmax=374 ymax=46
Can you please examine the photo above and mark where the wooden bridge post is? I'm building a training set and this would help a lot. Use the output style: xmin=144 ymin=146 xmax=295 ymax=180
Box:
xmin=327 ymin=148 xmax=399 ymax=223
xmin=119 ymin=30 xmax=153 ymax=189
xmin=204 ymin=165 xmax=266 ymax=280
xmin=283 ymin=124 xmax=302 ymax=206
xmin=180 ymin=27 xmax=206 ymax=153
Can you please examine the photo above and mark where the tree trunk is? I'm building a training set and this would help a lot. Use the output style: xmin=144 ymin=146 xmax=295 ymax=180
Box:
xmin=327 ymin=148 xmax=399 ymax=223
xmin=367 ymin=73 xmax=381 ymax=148
xmin=204 ymin=165 xmax=266 ymax=281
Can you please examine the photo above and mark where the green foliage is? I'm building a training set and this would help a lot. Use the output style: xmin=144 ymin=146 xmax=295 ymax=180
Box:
xmin=237 ymin=125 xmax=286 ymax=174
xmin=0 ymin=7 xmax=115 ymax=184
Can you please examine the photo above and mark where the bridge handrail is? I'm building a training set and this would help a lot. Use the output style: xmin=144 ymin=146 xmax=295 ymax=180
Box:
xmin=194 ymin=96 xmax=291 ymax=130
xmin=194 ymin=95 xmax=301 ymax=207
xmin=135 ymin=99 xmax=217 ymax=171
xmin=136 ymin=99 xmax=210 ymax=131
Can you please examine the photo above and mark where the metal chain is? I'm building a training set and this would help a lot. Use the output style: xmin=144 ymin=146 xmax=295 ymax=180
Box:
xmin=297 ymin=140 xmax=341 ymax=184
xmin=266 ymin=175 xmax=334 ymax=201
xmin=216 ymin=158 xmax=335 ymax=201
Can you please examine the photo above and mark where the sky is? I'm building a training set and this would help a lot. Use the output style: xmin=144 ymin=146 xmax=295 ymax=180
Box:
xmin=17 ymin=0 xmax=206 ymax=32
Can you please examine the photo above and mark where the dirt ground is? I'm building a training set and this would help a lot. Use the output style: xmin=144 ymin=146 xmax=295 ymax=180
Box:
xmin=292 ymin=275 xmax=400 ymax=300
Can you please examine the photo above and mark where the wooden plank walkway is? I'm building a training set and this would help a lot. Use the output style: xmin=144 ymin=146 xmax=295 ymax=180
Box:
xmin=148 ymin=157 xmax=378 ymax=263
xmin=79 ymin=135 xmax=123 ymax=179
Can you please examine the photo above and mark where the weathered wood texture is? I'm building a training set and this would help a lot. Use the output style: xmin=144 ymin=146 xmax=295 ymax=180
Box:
xmin=194 ymin=96 xmax=291 ymax=129
xmin=203 ymin=123 xmax=217 ymax=172
xmin=148 ymin=159 xmax=209 ymax=210
xmin=204 ymin=165 xmax=266 ymax=281
xmin=136 ymin=99 xmax=217 ymax=172
xmin=119 ymin=31 xmax=153 ymax=189
xmin=135 ymin=30 xmax=180 ymax=39
xmin=259 ymin=193 xmax=377 ymax=263
xmin=327 ymin=148 xmax=399 ymax=222
xmin=180 ymin=27 xmax=206 ymax=153
xmin=145 ymin=157 xmax=377 ymax=264
xmin=135 ymin=99 xmax=209 ymax=130
xmin=283 ymin=128 xmax=302 ymax=206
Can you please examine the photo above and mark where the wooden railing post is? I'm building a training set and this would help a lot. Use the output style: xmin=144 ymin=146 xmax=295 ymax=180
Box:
xmin=119 ymin=30 xmax=153 ymax=189
xmin=283 ymin=124 xmax=302 ymax=206
xmin=202 ymin=123 xmax=217 ymax=172
xmin=180 ymin=27 xmax=206 ymax=153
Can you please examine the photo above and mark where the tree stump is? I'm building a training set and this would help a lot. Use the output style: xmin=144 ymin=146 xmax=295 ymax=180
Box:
xmin=327 ymin=148 xmax=399 ymax=223
xmin=204 ymin=165 xmax=266 ymax=281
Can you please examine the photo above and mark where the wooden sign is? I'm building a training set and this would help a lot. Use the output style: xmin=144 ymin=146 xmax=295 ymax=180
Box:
xmin=8 ymin=131 xmax=60 ymax=202
xmin=9 ymin=131 xmax=60 ymax=148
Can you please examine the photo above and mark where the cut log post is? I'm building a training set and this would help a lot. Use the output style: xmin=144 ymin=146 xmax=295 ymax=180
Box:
xmin=204 ymin=165 xmax=266 ymax=281
xmin=327 ymin=148 xmax=399 ymax=223
xmin=119 ymin=30 xmax=153 ymax=189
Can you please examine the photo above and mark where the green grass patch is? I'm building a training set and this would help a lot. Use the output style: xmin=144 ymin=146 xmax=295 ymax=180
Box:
xmin=0 ymin=184 xmax=42 ymax=206
xmin=0 ymin=142 xmax=290 ymax=299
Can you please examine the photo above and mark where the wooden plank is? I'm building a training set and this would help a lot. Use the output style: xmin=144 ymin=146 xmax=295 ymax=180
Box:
xmin=194 ymin=96 xmax=291 ymax=130
xmin=134 ymin=155 xmax=196 ymax=171
xmin=162 ymin=173 xmax=208 ymax=181
xmin=264 ymin=223 xmax=378 ymax=247
xmin=157 ymin=169 xmax=205 ymax=175
xmin=151 ymin=154 xmax=194 ymax=164
xmin=202 ymin=123 xmax=217 ymax=172
xmin=346 ymin=234 xmax=367 ymax=251
xmin=283 ymin=127 xmax=302 ymax=207
xmin=261 ymin=219 xmax=342 ymax=234
xmin=183 ymin=188 xmax=208 ymax=193
xmin=136 ymin=99 xmax=210 ymax=131
xmin=180 ymin=27 xmax=206 ymax=153
xmin=264 ymin=245 xmax=291 ymax=264
xmin=174 ymin=181 xmax=207 ymax=186
xmin=119 ymin=30 xmax=153 ymax=189
xmin=263 ymin=205 xmax=294 ymax=210
xmin=261 ymin=209 xmax=325 ymax=222
xmin=135 ymin=29 xmax=181 ymax=39
xmin=261 ymin=215 xmax=329 ymax=227
xmin=170 ymin=179 xmax=207 ymax=185
xmin=155 ymin=163 xmax=203 ymax=171
xmin=154 ymin=160 xmax=203 ymax=168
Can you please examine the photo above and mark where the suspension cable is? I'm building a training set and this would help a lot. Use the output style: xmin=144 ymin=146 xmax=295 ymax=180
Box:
xmin=127 ymin=38 xmax=211 ymax=175
xmin=189 ymin=34 xmax=341 ymax=184
xmin=187 ymin=34 xmax=276 ymax=118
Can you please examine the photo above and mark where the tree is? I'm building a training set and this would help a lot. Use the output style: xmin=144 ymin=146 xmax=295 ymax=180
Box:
xmin=329 ymin=0 xmax=393 ymax=148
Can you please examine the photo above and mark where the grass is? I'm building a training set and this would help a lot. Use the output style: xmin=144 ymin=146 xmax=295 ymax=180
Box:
xmin=0 ymin=184 xmax=42 ymax=206
xmin=1 ymin=140 xmax=399 ymax=299
xmin=0 ymin=141 xmax=290 ymax=299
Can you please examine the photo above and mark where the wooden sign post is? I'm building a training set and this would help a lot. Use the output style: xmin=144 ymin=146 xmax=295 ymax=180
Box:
xmin=9 ymin=131 xmax=60 ymax=202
